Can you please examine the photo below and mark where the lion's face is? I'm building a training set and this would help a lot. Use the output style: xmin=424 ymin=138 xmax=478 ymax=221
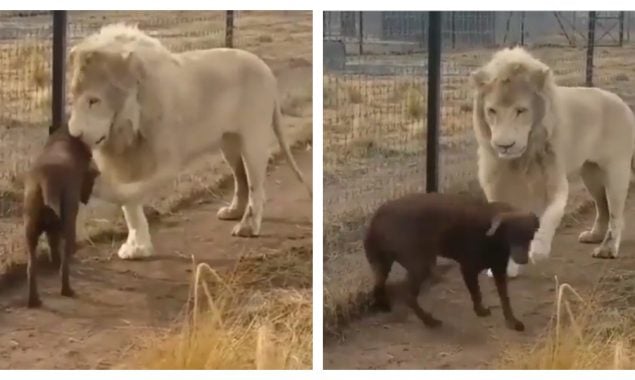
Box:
xmin=68 ymin=50 xmax=140 ymax=149
xmin=471 ymin=50 xmax=552 ymax=161
xmin=481 ymin=79 xmax=538 ymax=159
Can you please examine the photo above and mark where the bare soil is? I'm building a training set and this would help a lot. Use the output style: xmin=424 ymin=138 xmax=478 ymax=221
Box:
xmin=0 ymin=149 xmax=312 ymax=370
xmin=324 ymin=192 xmax=635 ymax=369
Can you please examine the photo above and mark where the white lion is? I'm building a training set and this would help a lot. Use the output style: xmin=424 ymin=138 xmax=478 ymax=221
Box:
xmin=470 ymin=46 xmax=635 ymax=278
xmin=67 ymin=23 xmax=312 ymax=260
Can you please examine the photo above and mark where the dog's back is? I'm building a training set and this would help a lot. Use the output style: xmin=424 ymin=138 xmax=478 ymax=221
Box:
xmin=24 ymin=128 xmax=93 ymax=221
xmin=365 ymin=193 xmax=512 ymax=263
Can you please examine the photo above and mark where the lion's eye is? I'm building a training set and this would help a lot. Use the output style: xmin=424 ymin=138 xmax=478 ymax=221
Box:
xmin=487 ymin=108 xmax=496 ymax=115
xmin=516 ymin=108 xmax=527 ymax=116
xmin=88 ymin=97 xmax=100 ymax=107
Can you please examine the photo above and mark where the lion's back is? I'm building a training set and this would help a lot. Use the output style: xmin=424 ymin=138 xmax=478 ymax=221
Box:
xmin=555 ymin=85 xmax=635 ymax=168
xmin=176 ymin=48 xmax=276 ymax=88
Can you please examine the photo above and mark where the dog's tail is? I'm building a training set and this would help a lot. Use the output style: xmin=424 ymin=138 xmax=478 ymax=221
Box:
xmin=271 ymin=97 xmax=312 ymax=198
xmin=41 ymin=180 xmax=62 ymax=218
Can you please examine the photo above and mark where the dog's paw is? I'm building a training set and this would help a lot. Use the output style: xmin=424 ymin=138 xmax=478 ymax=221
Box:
xmin=506 ymin=318 xmax=525 ymax=331
xmin=422 ymin=316 xmax=443 ymax=328
xmin=27 ymin=297 xmax=42 ymax=308
xmin=61 ymin=287 xmax=76 ymax=298
xmin=474 ymin=305 xmax=491 ymax=317
xmin=118 ymin=241 xmax=154 ymax=260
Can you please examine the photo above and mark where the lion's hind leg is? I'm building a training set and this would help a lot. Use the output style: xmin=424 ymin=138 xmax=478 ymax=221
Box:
xmin=217 ymin=133 xmax=249 ymax=221
xmin=231 ymin=133 xmax=268 ymax=238
xmin=592 ymin=159 xmax=630 ymax=259
xmin=579 ymin=162 xmax=609 ymax=244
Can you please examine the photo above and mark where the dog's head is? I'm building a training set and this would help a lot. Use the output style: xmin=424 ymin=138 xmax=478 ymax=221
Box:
xmin=486 ymin=211 xmax=540 ymax=264
xmin=80 ymin=162 xmax=100 ymax=205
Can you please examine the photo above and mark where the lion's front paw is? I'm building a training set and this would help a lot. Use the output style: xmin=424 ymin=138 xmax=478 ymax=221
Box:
xmin=231 ymin=221 xmax=259 ymax=238
xmin=529 ymin=237 xmax=551 ymax=263
xmin=578 ymin=229 xmax=605 ymax=244
xmin=217 ymin=206 xmax=245 ymax=221
xmin=118 ymin=241 xmax=154 ymax=260
xmin=592 ymin=244 xmax=618 ymax=259
xmin=485 ymin=263 xmax=521 ymax=278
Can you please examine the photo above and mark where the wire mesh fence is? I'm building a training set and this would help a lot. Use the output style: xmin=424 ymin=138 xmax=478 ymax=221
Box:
xmin=323 ymin=11 xmax=635 ymax=318
xmin=0 ymin=10 xmax=313 ymax=250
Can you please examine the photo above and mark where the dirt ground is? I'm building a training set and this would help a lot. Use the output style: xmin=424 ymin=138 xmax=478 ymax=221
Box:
xmin=0 ymin=149 xmax=312 ymax=370
xmin=324 ymin=191 xmax=635 ymax=369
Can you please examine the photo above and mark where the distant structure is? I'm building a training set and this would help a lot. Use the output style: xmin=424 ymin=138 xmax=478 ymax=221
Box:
xmin=324 ymin=11 xmax=633 ymax=55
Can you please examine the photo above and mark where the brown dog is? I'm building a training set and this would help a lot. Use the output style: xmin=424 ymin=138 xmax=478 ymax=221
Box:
xmin=364 ymin=192 xmax=539 ymax=331
xmin=23 ymin=124 xmax=99 ymax=307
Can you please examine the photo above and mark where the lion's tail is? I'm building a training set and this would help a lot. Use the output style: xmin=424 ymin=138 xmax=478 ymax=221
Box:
xmin=271 ymin=98 xmax=312 ymax=198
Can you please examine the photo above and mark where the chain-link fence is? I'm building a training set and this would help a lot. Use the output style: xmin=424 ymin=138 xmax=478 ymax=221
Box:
xmin=323 ymin=11 xmax=635 ymax=329
xmin=0 ymin=10 xmax=313 ymax=261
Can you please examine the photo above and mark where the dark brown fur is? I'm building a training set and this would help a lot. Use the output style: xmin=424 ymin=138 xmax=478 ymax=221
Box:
xmin=364 ymin=192 xmax=539 ymax=331
xmin=23 ymin=125 xmax=99 ymax=308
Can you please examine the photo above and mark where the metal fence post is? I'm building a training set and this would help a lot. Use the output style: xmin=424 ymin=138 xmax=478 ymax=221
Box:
xmin=358 ymin=11 xmax=363 ymax=55
xmin=586 ymin=11 xmax=596 ymax=87
xmin=426 ymin=11 xmax=442 ymax=193
xmin=451 ymin=12 xmax=456 ymax=49
xmin=51 ymin=10 xmax=67 ymax=134
xmin=619 ymin=11 xmax=625 ymax=47
xmin=520 ymin=11 xmax=526 ymax=46
xmin=225 ymin=11 xmax=234 ymax=48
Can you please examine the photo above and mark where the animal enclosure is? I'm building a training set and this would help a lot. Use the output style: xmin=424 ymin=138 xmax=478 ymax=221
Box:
xmin=0 ymin=10 xmax=313 ymax=369
xmin=323 ymin=10 xmax=635 ymax=336
xmin=0 ymin=10 xmax=313 ymax=262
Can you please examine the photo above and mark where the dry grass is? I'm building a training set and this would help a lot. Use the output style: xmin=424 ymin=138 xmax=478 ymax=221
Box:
xmin=405 ymin=86 xmax=425 ymax=120
xmin=124 ymin=247 xmax=312 ymax=369
xmin=497 ymin=279 xmax=635 ymax=369
xmin=324 ymin=44 xmax=635 ymax=172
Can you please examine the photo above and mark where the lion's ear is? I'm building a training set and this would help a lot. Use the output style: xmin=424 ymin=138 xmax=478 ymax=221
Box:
xmin=470 ymin=68 xmax=489 ymax=90
xmin=530 ymin=67 xmax=551 ymax=91
xmin=119 ymin=49 xmax=146 ymax=83
xmin=103 ymin=49 xmax=144 ymax=89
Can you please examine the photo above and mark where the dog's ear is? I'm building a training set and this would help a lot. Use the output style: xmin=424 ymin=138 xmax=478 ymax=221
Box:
xmin=80 ymin=163 xmax=100 ymax=205
xmin=493 ymin=212 xmax=540 ymax=240
xmin=486 ymin=214 xmax=503 ymax=236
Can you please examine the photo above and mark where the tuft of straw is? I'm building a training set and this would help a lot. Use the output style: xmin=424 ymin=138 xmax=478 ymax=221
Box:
xmin=497 ymin=277 xmax=635 ymax=369
xmin=122 ymin=248 xmax=312 ymax=369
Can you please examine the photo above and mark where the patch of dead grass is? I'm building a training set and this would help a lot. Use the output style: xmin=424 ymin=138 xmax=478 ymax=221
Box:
xmin=405 ymin=86 xmax=425 ymax=120
xmin=123 ymin=247 xmax=312 ymax=369
xmin=497 ymin=279 xmax=635 ymax=369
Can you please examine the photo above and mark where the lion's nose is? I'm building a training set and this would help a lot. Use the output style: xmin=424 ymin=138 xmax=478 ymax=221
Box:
xmin=496 ymin=142 xmax=515 ymax=150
